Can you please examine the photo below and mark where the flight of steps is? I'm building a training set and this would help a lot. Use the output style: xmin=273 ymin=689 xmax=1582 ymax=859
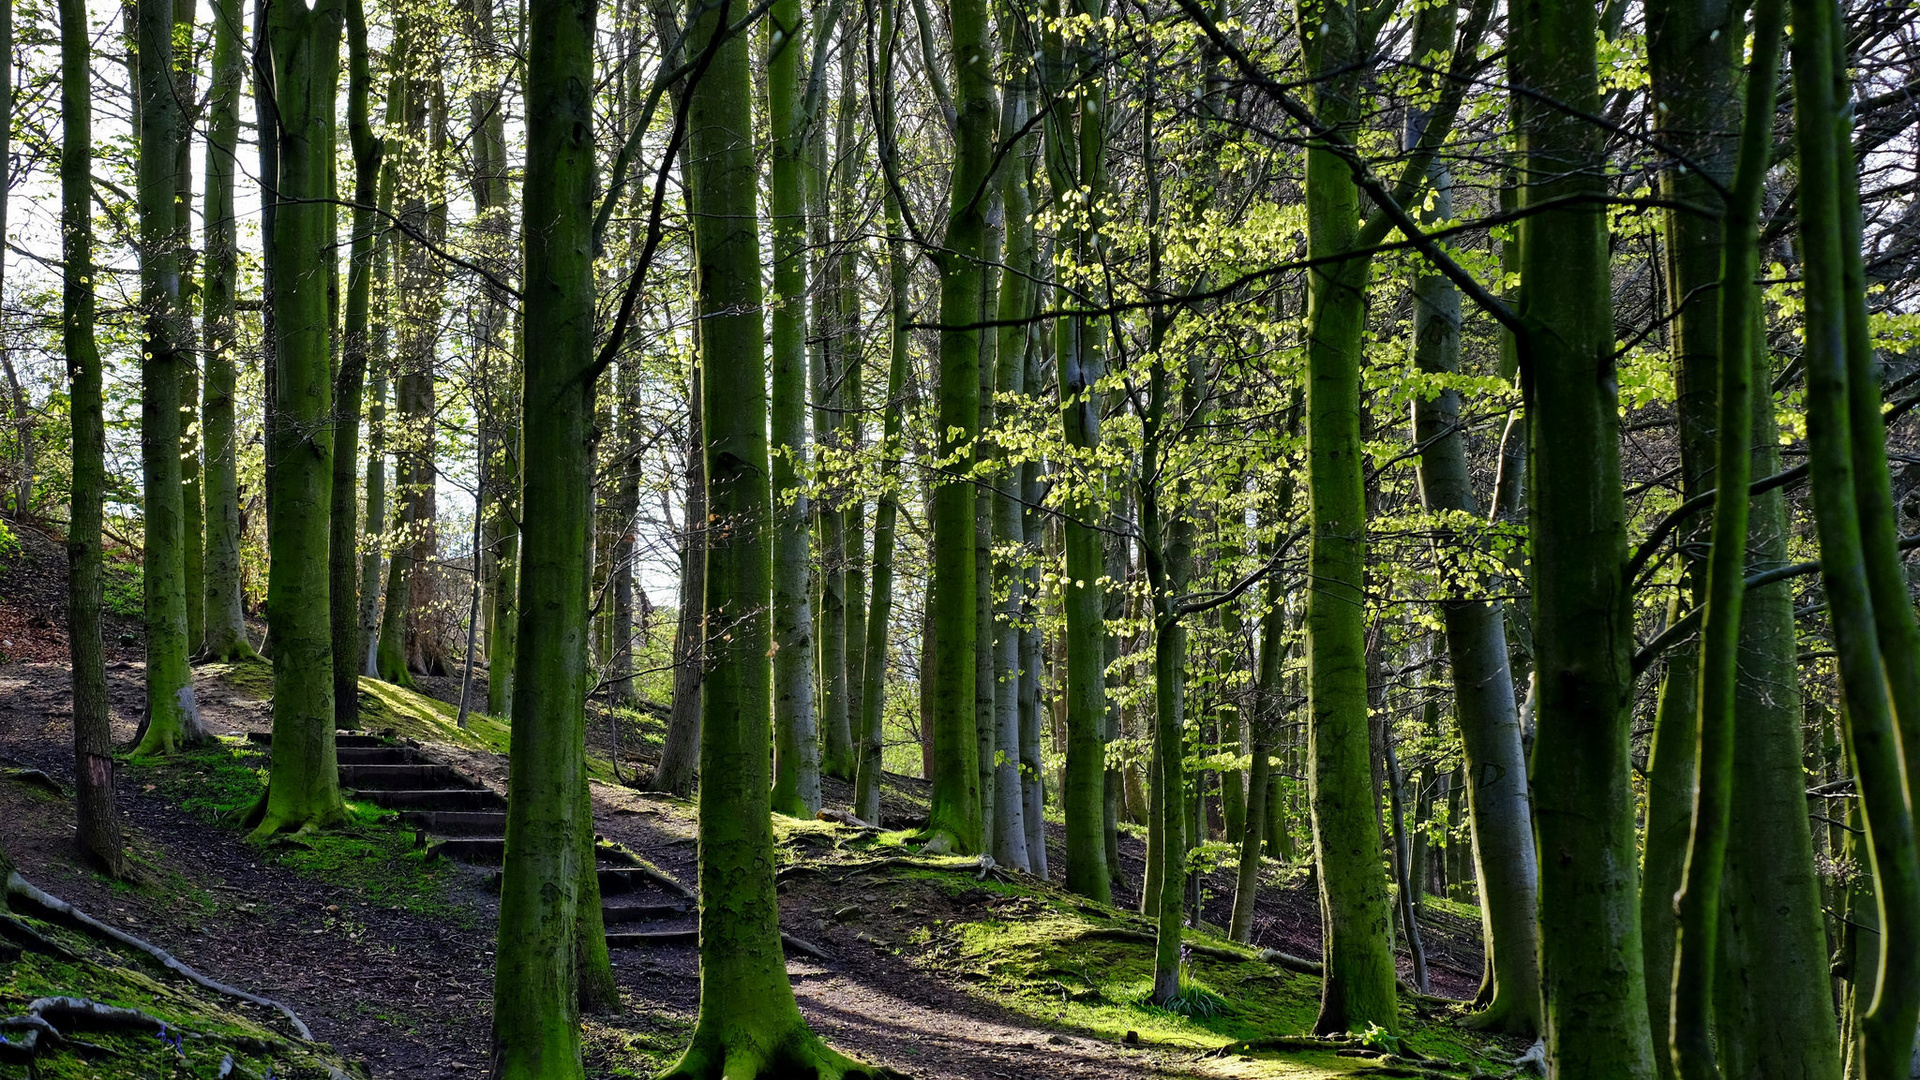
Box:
xmin=248 ymin=731 xmax=698 ymax=946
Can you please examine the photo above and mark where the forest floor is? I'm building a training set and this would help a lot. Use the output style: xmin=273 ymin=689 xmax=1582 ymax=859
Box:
xmin=0 ymin=514 xmax=1525 ymax=1079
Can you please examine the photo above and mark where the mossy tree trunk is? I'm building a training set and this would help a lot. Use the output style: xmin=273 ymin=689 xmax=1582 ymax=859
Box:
xmin=62 ymin=0 xmax=125 ymax=877
xmin=328 ymin=0 xmax=383 ymax=733
xmin=253 ymin=0 xmax=348 ymax=840
xmin=1512 ymin=0 xmax=1653 ymax=1068
xmin=922 ymin=0 xmax=997 ymax=856
xmin=1299 ymin=0 xmax=1395 ymax=1034
xmin=1405 ymin=53 xmax=1539 ymax=1027
xmin=488 ymin=0 xmax=600 ymax=1073
xmin=1041 ymin=0 xmax=1111 ymax=899
xmin=767 ymin=0 xmax=821 ymax=818
xmin=199 ymin=0 xmax=253 ymax=663
xmin=131 ymin=0 xmax=206 ymax=757
xmin=664 ymin=3 xmax=881 ymax=1074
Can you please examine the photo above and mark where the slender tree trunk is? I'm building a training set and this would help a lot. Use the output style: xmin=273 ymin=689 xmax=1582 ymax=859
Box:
xmin=1513 ymin=0 xmax=1653 ymax=1067
xmin=1042 ymin=0 xmax=1111 ymax=898
xmin=768 ymin=0 xmax=821 ymax=817
xmin=131 ymin=0 xmax=205 ymax=756
xmin=488 ymin=0 xmax=598 ymax=1071
xmin=650 ymin=360 xmax=704 ymax=797
xmin=837 ymin=29 xmax=869 ymax=795
xmin=1789 ymin=1 xmax=1920 ymax=1072
xmin=922 ymin=0 xmax=996 ymax=855
xmin=200 ymin=0 xmax=252 ymax=662
xmin=62 ymin=0 xmax=125 ymax=877
xmin=1300 ymin=9 xmax=1395 ymax=1032
xmin=987 ymin=65 xmax=1034 ymax=871
xmin=174 ymin=0 xmax=202 ymax=657
xmin=329 ymin=3 xmax=383 ymax=733
xmin=1406 ymin=99 xmax=1540 ymax=1029
xmin=1231 ymin=544 xmax=1286 ymax=943
xmin=814 ymin=19 xmax=855 ymax=783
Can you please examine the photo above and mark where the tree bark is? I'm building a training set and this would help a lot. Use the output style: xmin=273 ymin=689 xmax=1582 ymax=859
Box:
xmin=488 ymin=0 xmax=599 ymax=1071
xmin=61 ymin=0 xmax=125 ymax=877
xmin=1513 ymin=0 xmax=1654 ymax=1067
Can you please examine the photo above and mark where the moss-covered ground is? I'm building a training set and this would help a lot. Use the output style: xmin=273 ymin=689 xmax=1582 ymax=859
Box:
xmin=0 ymin=914 xmax=361 ymax=1079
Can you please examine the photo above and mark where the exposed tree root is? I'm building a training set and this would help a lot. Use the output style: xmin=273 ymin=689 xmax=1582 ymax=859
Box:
xmin=1072 ymin=925 xmax=1324 ymax=975
xmin=4 ymin=870 xmax=315 ymax=1040
xmin=662 ymin=1022 xmax=907 ymax=1079
xmin=0 ymin=912 xmax=77 ymax=959
xmin=2 ymin=767 xmax=66 ymax=796
xmin=0 ymin=996 xmax=355 ymax=1078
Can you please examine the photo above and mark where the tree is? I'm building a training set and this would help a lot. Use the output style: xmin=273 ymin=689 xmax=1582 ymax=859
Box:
xmin=767 ymin=0 xmax=821 ymax=818
xmin=131 ymin=0 xmax=206 ymax=757
xmin=920 ymin=0 xmax=996 ymax=855
xmin=62 ymin=0 xmax=125 ymax=877
xmin=487 ymin=0 xmax=606 ymax=1071
xmin=662 ymin=0 xmax=884 ymax=1074
xmin=1514 ymin=0 xmax=1655 ymax=1068
xmin=1041 ymin=0 xmax=1112 ymax=903
xmin=330 ymin=0 xmax=384 ymax=732
xmin=251 ymin=0 xmax=348 ymax=840
xmin=200 ymin=0 xmax=254 ymax=663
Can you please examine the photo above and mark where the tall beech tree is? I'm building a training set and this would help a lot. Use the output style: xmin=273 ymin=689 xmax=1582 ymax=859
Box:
xmin=920 ymin=0 xmax=995 ymax=855
xmin=200 ymin=0 xmax=253 ymax=662
xmin=1514 ymin=0 xmax=1654 ymax=1069
xmin=767 ymin=0 xmax=822 ymax=818
xmin=251 ymin=0 xmax=348 ymax=839
xmin=329 ymin=0 xmax=384 ymax=732
xmin=662 ymin=0 xmax=881 ymax=1073
xmin=131 ymin=0 xmax=205 ymax=757
xmin=488 ymin=0 xmax=604 ymax=1072
xmin=62 ymin=0 xmax=124 ymax=876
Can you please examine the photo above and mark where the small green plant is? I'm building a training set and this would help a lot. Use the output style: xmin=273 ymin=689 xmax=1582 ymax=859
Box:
xmin=1157 ymin=943 xmax=1232 ymax=1018
xmin=0 ymin=519 xmax=23 ymax=562
xmin=103 ymin=556 xmax=143 ymax=618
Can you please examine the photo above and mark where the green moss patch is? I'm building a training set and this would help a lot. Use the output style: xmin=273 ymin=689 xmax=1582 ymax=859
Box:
xmin=123 ymin=738 xmax=464 ymax=923
xmin=0 ymin=917 xmax=361 ymax=1078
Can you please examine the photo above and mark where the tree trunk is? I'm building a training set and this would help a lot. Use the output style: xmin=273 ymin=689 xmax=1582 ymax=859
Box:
xmin=131 ymin=0 xmax=205 ymax=757
xmin=329 ymin=3 xmax=383 ymax=733
xmin=1407 ymin=104 xmax=1540 ymax=1031
xmin=767 ymin=0 xmax=820 ymax=817
xmin=174 ymin=0 xmax=202 ymax=657
xmin=922 ymin=0 xmax=995 ymax=855
xmin=61 ymin=0 xmax=125 ymax=876
xmin=1513 ymin=0 xmax=1654 ymax=1066
xmin=663 ymin=3 xmax=871 ymax=1070
xmin=200 ymin=0 xmax=252 ymax=663
xmin=252 ymin=0 xmax=348 ymax=838
xmin=488 ymin=0 xmax=599 ymax=1070
xmin=650 ymin=360 xmax=703 ymax=797
xmin=1789 ymin=0 xmax=1920 ymax=1071
xmin=1300 ymin=8 xmax=1395 ymax=1033
xmin=1231 ymin=544 xmax=1286 ymax=943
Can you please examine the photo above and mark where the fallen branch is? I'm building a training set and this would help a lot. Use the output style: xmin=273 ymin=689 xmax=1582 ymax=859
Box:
xmin=2 ymin=768 xmax=66 ymax=797
xmin=5 ymin=871 xmax=315 ymax=1041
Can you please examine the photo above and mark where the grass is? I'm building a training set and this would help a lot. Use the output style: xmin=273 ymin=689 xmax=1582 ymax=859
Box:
xmin=203 ymin=657 xmax=620 ymax=782
xmin=582 ymin=1006 xmax=696 ymax=1077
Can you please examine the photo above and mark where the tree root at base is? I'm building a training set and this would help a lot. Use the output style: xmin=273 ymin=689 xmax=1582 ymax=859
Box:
xmin=661 ymin=1021 xmax=908 ymax=1080
xmin=5 ymin=870 xmax=315 ymax=1040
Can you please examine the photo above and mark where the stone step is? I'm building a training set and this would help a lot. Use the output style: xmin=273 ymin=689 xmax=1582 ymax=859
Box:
xmin=598 ymin=865 xmax=691 ymax=897
xmin=359 ymin=788 xmax=504 ymax=812
xmin=604 ymin=928 xmax=697 ymax=949
xmin=339 ymin=763 xmax=466 ymax=790
xmin=398 ymin=810 xmax=507 ymax=836
xmin=336 ymin=745 xmax=421 ymax=766
xmin=600 ymin=900 xmax=693 ymax=925
xmin=431 ymin=836 xmax=506 ymax=866
xmin=248 ymin=731 xmax=392 ymax=748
